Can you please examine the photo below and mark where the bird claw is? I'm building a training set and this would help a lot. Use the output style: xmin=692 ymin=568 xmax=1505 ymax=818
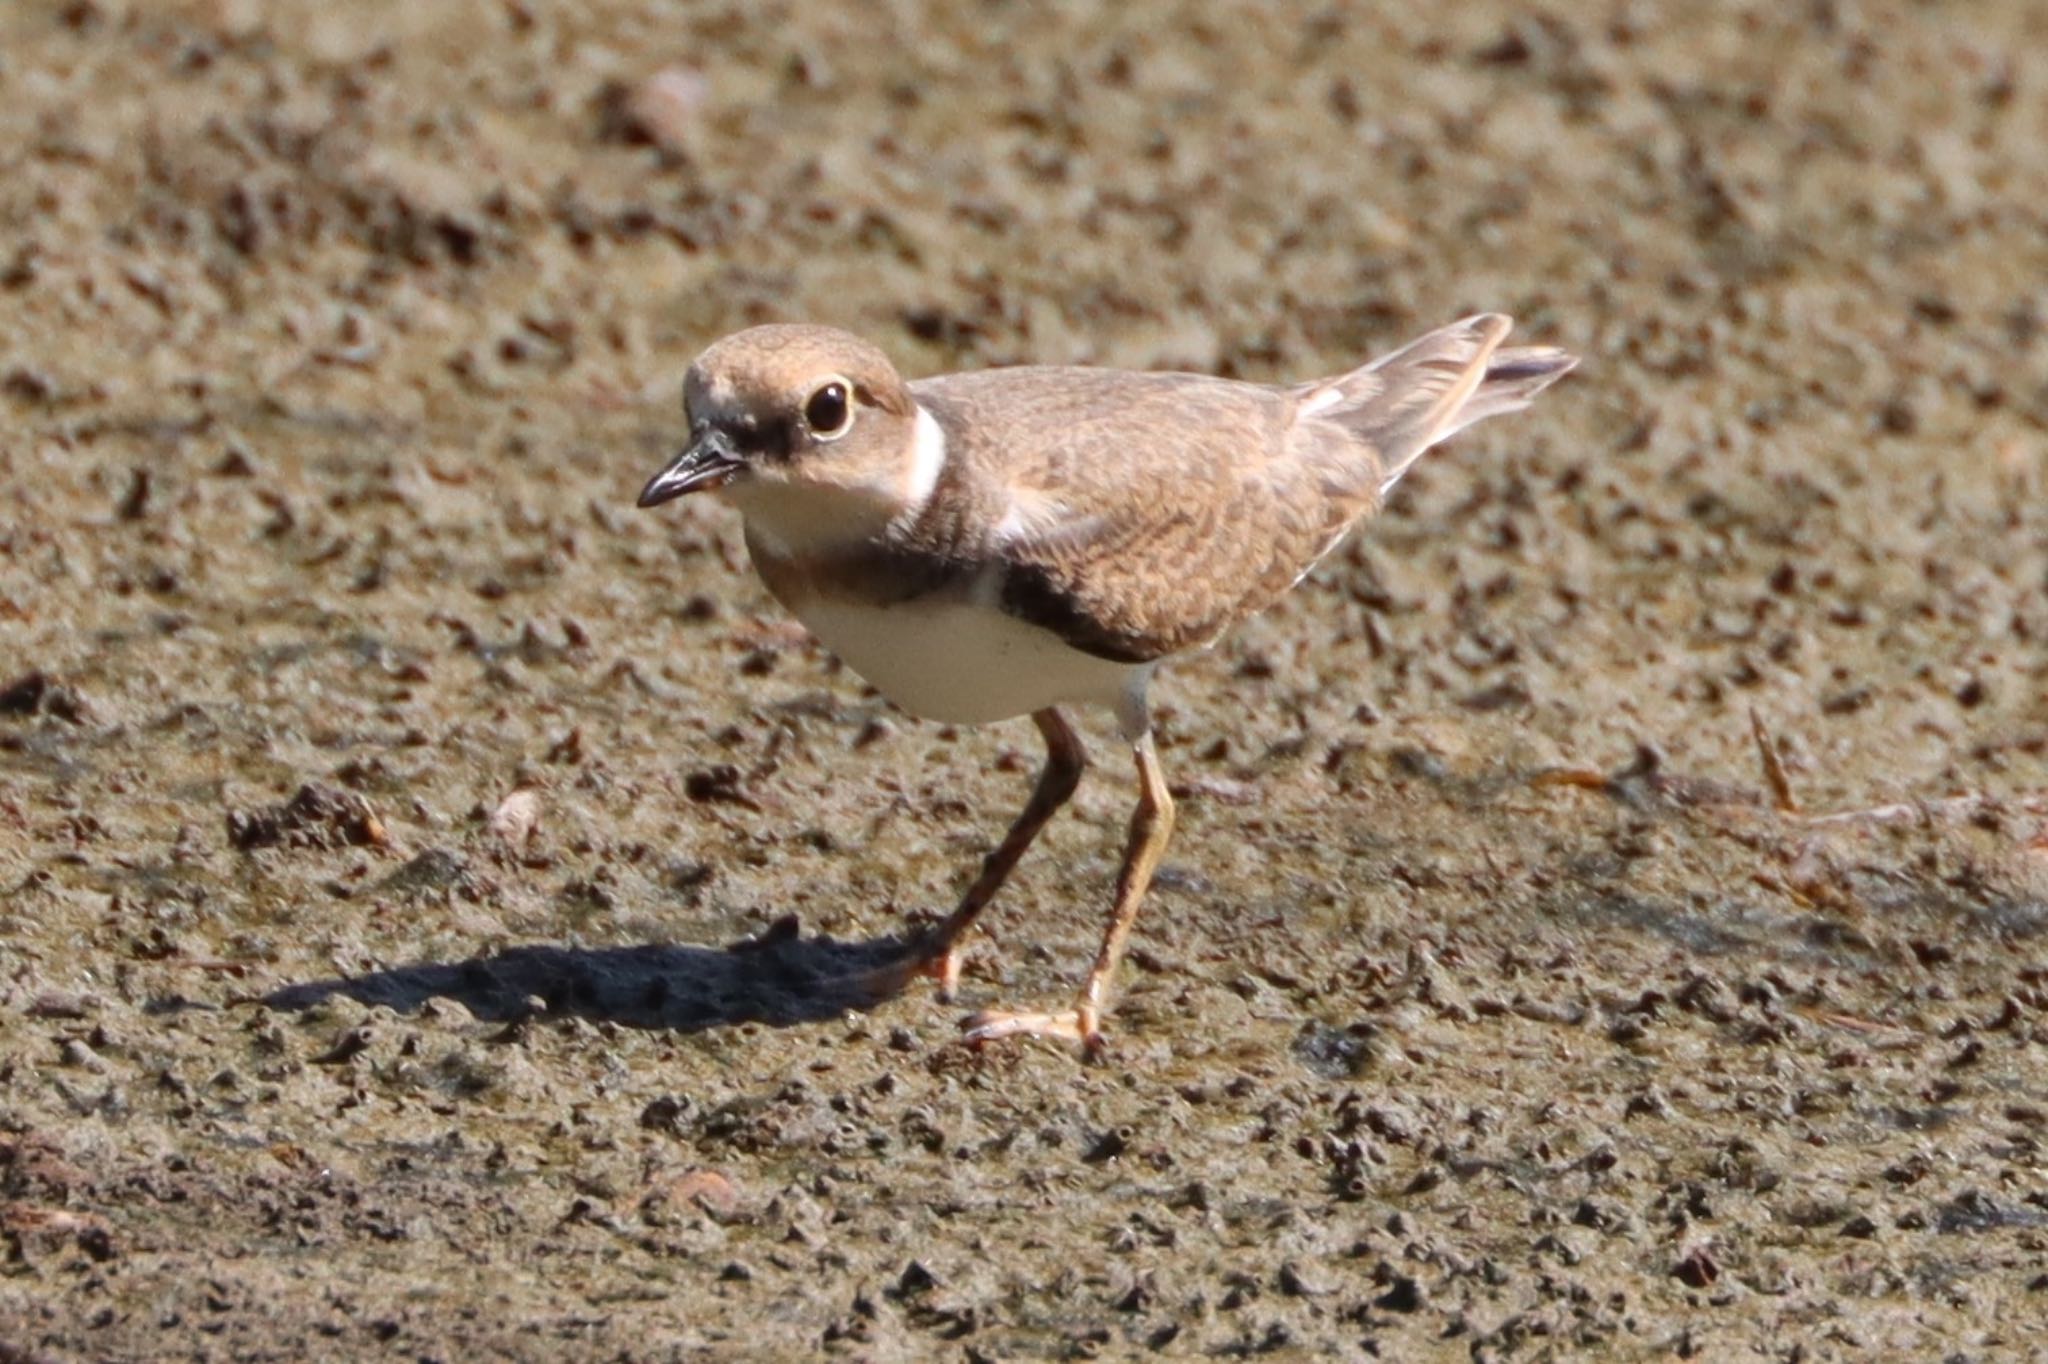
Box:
xmin=958 ymin=1006 xmax=1105 ymax=1055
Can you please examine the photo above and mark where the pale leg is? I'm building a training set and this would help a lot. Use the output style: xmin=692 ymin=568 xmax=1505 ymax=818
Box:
xmin=963 ymin=727 xmax=1176 ymax=1052
xmin=920 ymin=707 xmax=1086 ymax=996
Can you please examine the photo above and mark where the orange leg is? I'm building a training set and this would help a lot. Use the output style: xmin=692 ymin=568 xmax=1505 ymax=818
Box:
xmin=920 ymin=707 xmax=1086 ymax=997
xmin=963 ymin=728 xmax=1176 ymax=1053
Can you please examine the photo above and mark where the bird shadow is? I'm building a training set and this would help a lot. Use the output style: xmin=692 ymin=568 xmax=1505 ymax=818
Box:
xmin=259 ymin=915 xmax=938 ymax=1031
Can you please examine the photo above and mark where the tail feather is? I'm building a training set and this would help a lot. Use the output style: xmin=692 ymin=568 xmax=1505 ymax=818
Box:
xmin=1294 ymin=314 xmax=1577 ymax=496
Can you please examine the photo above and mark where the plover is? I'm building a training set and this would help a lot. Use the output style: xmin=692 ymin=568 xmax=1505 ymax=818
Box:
xmin=638 ymin=315 xmax=1575 ymax=1050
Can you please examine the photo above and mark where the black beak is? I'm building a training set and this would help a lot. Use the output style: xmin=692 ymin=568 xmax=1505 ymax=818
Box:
xmin=637 ymin=427 xmax=741 ymax=508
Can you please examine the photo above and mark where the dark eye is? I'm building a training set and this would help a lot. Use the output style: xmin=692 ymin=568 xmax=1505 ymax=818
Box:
xmin=803 ymin=381 xmax=852 ymax=438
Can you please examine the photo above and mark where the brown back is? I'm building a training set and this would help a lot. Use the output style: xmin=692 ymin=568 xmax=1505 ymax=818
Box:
xmin=903 ymin=367 xmax=1384 ymax=661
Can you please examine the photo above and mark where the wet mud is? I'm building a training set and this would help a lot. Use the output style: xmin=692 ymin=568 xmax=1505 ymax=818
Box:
xmin=2 ymin=1 xmax=2045 ymax=1359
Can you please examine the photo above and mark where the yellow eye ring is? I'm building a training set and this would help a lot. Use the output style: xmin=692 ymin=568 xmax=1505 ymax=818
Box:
xmin=804 ymin=379 xmax=853 ymax=439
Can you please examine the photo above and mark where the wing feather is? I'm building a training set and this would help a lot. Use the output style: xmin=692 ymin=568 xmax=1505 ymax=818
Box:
xmin=909 ymin=369 xmax=1371 ymax=661
xmin=896 ymin=316 xmax=1572 ymax=665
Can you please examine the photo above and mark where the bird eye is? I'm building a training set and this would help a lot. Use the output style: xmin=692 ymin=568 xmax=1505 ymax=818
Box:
xmin=803 ymin=381 xmax=852 ymax=439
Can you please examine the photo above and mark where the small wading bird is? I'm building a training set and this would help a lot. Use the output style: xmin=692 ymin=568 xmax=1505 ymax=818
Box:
xmin=638 ymin=315 xmax=1574 ymax=1051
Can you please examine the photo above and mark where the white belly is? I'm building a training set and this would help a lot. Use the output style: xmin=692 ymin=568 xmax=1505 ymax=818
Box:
xmin=789 ymin=596 xmax=1140 ymax=725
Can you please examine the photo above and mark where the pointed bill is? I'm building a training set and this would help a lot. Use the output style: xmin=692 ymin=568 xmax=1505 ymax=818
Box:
xmin=638 ymin=427 xmax=742 ymax=507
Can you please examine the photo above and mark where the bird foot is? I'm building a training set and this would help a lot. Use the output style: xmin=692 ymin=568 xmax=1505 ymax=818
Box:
xmin=959 ymin=1004 xmax=1104 ymax=1055
xmin=911 ymin=939 xmax=965 ymax=1001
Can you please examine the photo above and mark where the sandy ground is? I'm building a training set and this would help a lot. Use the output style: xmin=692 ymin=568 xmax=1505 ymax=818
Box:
xmin=3 ymin=0 xmax=2046 ymax=1359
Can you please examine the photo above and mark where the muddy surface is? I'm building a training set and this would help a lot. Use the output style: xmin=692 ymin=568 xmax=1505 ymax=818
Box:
xmin=3 ymin=1 xmax=2046 ymax=1359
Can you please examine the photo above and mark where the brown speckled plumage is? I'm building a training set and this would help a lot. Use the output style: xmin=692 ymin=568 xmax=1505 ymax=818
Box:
xmin=833 ymin=314 xmax=1574 ymax=662
xmin=637 ymin=313 xmax=1575 ymax=1050
xmin=909 ymin=366 xmax=1373 ymax=661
